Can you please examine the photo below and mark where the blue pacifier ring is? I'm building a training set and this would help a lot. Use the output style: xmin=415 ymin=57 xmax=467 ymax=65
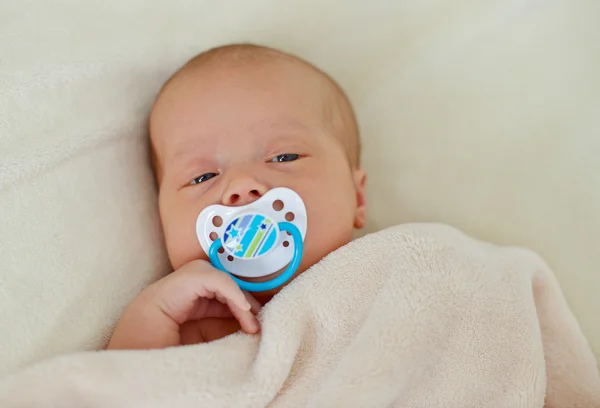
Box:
xmin=208 ymin=221 xmax=303 ymax=292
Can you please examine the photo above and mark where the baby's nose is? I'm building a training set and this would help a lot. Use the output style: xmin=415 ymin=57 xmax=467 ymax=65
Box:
xmin=222 ymin=177 xmax=268 ymax=207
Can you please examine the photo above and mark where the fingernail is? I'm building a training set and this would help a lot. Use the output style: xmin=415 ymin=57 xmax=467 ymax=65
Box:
xmin=250 ymin=317 xmax=260 ymax=333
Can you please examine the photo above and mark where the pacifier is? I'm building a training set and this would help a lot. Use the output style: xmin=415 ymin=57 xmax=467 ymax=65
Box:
xmin=196 ymin=187 xmax=307 ymax=292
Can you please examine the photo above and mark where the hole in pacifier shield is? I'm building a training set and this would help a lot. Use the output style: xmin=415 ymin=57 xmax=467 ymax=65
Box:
xmin=212 ymin=216 xmax=223 ymax=227
xmin=222 ymin=213 xmax=279 ymax=259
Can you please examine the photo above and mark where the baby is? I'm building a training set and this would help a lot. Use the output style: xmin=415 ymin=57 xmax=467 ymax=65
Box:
xmin=108 ymin=44 xmax=367 ymax=349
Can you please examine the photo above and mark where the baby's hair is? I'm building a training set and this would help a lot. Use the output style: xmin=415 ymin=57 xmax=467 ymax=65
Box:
xmin=150 ymin=43 xmax=361 ymax=182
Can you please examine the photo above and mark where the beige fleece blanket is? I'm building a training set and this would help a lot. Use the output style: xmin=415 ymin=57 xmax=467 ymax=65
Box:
xmin=1 ymin=223 xmax=598 ymax=407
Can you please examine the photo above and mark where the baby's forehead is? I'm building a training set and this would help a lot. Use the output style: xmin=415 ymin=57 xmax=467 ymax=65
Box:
xmin=152 ymin=60 xmax=328 ymax=138
xmin=151 ymin=47 xmax=359 ymax=168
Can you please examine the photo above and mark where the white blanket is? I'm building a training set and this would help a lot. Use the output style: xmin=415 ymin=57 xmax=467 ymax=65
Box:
xmin=1 ymin=224 xmax=598 ymax=407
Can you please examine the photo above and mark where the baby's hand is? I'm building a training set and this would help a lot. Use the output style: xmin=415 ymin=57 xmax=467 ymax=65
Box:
xmin=107 ymin=260 xmax=261 ymax=350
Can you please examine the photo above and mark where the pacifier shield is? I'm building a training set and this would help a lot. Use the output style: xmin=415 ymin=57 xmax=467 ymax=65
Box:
xmin=222 ymin=213 xmax=279 ymax=259
xmin=196 ymin=187 xmax=307 ymax=279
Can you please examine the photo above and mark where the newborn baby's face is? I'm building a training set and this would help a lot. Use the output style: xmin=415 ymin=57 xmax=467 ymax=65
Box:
xmin=150 ymin=59 xmax=366 ymax=298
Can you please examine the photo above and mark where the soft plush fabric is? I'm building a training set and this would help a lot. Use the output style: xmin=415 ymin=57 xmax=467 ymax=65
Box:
xmin=1 ymin=0 xmax=599 ymax=378
xmin=0 ymin=224 xmax=598 ymax=407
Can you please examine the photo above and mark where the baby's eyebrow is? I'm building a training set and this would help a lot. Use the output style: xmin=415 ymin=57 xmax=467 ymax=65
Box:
xmin=166 ymin=119 xmax=310 ymax=171
xmin=168 ymin=149 xmax=216 ymax=175
xmin=248 ymin=117 xmax=309 ymax=136
xmin=250 ymin=121 xmax=314 ymax=150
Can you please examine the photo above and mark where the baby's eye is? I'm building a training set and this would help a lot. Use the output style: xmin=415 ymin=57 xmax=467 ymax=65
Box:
xmin=190 ymin=172 xmax=218 ymax=185
xmin=270 ymin=154 xmax=300 ymax=163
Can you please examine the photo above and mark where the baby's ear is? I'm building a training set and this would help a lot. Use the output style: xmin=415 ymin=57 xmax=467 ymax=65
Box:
xmin=353 ymin=168 xmax=367 ymax=229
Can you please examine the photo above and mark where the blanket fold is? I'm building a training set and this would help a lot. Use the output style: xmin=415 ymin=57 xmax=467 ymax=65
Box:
xmin=1 ymin=224 xmax=599 ymax=407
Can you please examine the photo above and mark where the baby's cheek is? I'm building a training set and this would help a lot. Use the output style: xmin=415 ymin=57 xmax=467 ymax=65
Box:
xmin=163 ymin=212 xmax=207 ymax=271
xmin=305 ymin=210 xmax=353 ymax=258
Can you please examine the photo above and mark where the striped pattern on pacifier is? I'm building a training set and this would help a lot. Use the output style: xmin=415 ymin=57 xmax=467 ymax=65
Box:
xmin=196 ymin=188 xmax=307 ymax=292
xmin=222 ymin=213 xmax=278 ymax=259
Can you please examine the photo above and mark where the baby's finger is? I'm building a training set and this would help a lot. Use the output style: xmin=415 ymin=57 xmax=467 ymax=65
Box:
xmin=202 ymin=270 xmax=251 ymax=312
xmin=188 ymin=299 xmax=234 ymax=321
xmin=229 ymin=301 xmax=260 ymax=334
xmin=244 ymin=292 xmax=262 ymax=314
